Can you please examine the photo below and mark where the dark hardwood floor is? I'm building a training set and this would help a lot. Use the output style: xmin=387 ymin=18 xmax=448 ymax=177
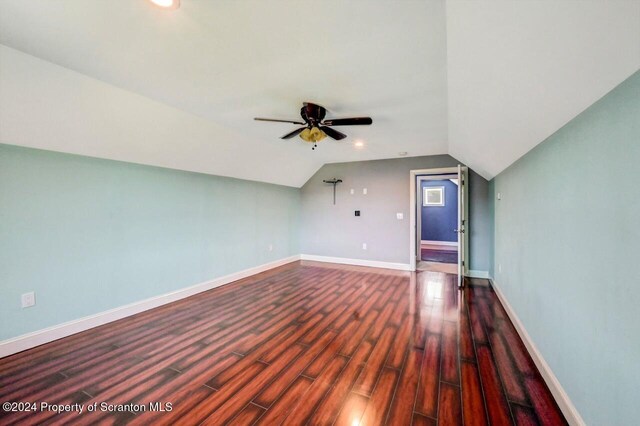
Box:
xmin=0 ymin=261 xmax=566 ymax=425
xmin=420 ymin=249 xmax=458 ymax=264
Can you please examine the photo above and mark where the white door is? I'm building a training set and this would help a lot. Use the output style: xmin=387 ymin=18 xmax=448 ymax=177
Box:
xmin=456 ymin=165 xmax=466 ymax=288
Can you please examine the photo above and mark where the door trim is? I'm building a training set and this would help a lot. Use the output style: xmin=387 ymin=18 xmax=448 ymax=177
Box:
xmin=409 ymin=167 xmax=468 ymax=272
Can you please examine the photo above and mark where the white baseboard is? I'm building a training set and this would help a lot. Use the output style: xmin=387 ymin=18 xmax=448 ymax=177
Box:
xmin=466 ymin=270 xmax=490 ymax=279
xmin=0 ymin=255 xmax=301 ymax=359
xmin=300 ymin=254 xmax=412 ymax=271
xmin=491 ymin=280 xmax=585 ymax=426
xmin=421 ymin=240 xmax=458 ymax=247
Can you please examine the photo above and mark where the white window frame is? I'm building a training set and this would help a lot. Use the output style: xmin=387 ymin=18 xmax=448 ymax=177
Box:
xmin=423 ymin=186 xmax=445 ymax=207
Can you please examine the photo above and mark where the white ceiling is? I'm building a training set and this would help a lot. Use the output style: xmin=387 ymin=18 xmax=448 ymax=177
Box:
xmin=0 ymin=0 xmax=638 ymax=186
xmin=446 ymin=0 xmax=640 ymax=179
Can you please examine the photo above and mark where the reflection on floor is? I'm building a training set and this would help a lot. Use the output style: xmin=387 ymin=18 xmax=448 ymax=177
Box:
xmin=0 ymin=261 xmax=566 ymax=425
xmin=420 ymin=243 xmax=458 ymax=273
xmin=421 ymin=249 xmax=458 ymax=263
xmin=418 ymin=260 xmax=458 ymax=274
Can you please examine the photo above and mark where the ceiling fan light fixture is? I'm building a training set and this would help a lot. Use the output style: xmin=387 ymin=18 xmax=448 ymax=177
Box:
xmin=149 ymin=0 xmax=180 ymax=10
xmin=300 ymin=127 xmax=327 ymax=143
xmin=255 ymin=102 xmax=372 ymax=143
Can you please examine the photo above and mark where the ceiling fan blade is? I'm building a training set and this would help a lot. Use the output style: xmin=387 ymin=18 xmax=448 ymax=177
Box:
xmin=322 ymin=117 xmax=372 ymax=126
xmin=281 ymin=127 xmax=306 ymax=139
xmin=255 ymin=117 xmax=306 ymax=125
xmin=320 ymin=126 xmax=347 ymax=140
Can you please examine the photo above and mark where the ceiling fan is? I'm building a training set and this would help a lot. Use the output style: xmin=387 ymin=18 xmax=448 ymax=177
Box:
xmin=254 ymin=102 xmax=372 ymax=150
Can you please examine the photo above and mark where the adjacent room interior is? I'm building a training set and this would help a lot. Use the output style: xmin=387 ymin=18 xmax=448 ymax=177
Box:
xmin=418 ymin=174 xmax=460 ymax=274
xmin=0 ymin=1 xmax=638 ymax=425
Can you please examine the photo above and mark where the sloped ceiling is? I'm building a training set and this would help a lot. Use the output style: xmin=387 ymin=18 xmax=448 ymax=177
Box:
xmin=0 ymin=0 xmax=638 ymax=186
xmin=446 ymin=0 xmax=640 ymax=179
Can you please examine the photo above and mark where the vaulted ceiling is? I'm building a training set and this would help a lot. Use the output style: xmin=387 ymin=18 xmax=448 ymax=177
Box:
xmin=0 ymin=1 xmax=638 ymax=187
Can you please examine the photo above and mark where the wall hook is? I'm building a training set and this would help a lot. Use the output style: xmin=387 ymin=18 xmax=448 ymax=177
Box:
xmin=322 ymin=178 xmax=343 ymax=205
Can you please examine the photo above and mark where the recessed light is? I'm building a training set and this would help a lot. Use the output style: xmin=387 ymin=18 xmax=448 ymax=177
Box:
xmin=354 ymin=140 xmax=364 ymax=148
xmin=149 ymin=0 xmax=180 ymax=9
xmin=398 ymin=151 xmax=408 ymax=156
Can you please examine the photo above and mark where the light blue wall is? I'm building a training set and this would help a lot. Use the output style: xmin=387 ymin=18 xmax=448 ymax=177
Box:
xmin=467 ymin=169 xmax=492 ymax=273
xmin=0 ymin=144 xmax=300 ymax=341
xmin=487 ymin=179 xmax=495 ymax=279
xmin=493 ymin=70 xmax=640 ymax=425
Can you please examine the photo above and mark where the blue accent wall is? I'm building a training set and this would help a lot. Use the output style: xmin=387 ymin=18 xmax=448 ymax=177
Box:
xmin=0 ymin=144 xmax=301 ymax=341
xmin=421 ymin=179 xmax=458 ymax=242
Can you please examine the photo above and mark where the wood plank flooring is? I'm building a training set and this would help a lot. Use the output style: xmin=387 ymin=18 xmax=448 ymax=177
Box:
xmin=0 ymin=261 xmax=567 ymax=425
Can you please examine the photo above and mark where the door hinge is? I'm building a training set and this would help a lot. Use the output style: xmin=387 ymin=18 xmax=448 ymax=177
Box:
xmin=462 ymin=260 xmax=465 ymax=266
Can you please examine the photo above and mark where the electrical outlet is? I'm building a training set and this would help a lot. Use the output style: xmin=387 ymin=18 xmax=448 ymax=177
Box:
xmin=362 ymin=243 xmax=367 ymax=250
xmin=268 ymin=244 xmax=273 ymax=252
xmin=362 ymin=188 xmax=367 ymax=195
xmin=497 ymin=192 xmax=502 ymax=200
xmin=21 ymin=292 xmax=35 ymax=308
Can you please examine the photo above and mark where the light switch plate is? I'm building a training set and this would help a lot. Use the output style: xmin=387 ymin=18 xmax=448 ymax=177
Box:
xmin=21 ymin=292 xmax=35 ymax=308
xmin=362 ymin=188 xmax=367 ymax=195
xmin=396 ymin=213 xmax=404 ymax=220
xmin=350 ymin=189 xmax=354 ymax=195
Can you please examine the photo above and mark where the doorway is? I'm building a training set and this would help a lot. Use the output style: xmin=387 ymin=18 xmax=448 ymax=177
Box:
xmin=409 ymin=166 xmax=468 ymax=287
xmin=418 ymin=175 xmax=459 ymax=273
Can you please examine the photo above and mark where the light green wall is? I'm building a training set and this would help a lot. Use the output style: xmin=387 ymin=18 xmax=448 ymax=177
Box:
xmin=493 ymin=70 xmax=640 ymax=425
xmin=0 ymin=144 xmax=300 ymax=340
xmin=487 ymin=179 xmax=495 ymax=279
